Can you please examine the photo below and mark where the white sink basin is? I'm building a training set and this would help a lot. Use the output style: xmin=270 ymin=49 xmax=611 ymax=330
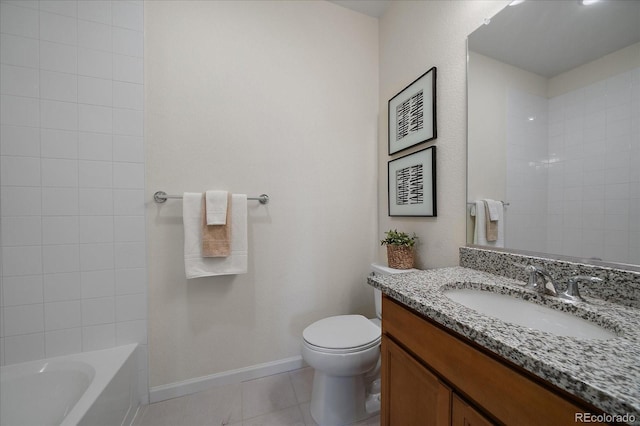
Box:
xmin=444 ymin=288 xmax=617 ymax=340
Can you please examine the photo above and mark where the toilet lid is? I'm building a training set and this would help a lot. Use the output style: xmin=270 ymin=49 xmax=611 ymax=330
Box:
xmin=303 ymin=315 xmax=381 ymax=350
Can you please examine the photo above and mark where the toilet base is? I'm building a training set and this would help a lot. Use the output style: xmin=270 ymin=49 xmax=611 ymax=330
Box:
xmin=309 ymin=370 xmax=379 ymax=426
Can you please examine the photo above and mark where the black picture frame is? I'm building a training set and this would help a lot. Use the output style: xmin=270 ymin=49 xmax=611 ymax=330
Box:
xmin=388 ymin=146 xmax=437 ymax=217
xmin=388 ymin=67 xmax=437 ymax=155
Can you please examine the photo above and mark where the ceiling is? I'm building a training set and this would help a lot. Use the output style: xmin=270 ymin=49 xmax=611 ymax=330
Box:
xmin=329 ymin=0 xmax=391 ymax=18
xmin=468 ymin=0 xmax=640 ymax=78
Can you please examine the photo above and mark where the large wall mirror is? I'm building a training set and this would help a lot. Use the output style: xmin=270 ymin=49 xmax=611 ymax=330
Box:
xmin=467 ymin=0 xmax=640 ymax=268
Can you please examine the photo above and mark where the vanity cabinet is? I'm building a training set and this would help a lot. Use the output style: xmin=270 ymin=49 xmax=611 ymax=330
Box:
xmin=381 ymin=295 xmax=607 ymax=426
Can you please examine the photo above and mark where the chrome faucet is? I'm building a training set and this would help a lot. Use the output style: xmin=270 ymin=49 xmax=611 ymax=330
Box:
xmin=560 ymin=275 xmax=603 ymax=303
xmin=524 ymin=265 xmax=559 ymax=296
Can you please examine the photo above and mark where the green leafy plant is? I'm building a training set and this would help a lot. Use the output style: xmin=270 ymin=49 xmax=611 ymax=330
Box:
xmin=380 ymin=229 xmax=417 ymax=247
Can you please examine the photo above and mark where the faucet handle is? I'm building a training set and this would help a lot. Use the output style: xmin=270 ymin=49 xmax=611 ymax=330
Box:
xmin=561 ymin=276 xmax=603 ymax=303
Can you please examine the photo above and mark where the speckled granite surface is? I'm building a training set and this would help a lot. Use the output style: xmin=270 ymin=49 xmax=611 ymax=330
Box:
xmin=368 ymin=267 xmax=640 ymax=423
xmin=460 ymin=247 xmax=640 ymax=309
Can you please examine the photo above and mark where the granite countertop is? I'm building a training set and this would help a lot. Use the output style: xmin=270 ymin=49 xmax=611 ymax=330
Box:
xmin=368 ymin=266 xmax=640 ymax=423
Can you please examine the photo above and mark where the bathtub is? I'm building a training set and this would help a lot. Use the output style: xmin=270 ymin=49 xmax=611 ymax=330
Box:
xmin=0 ymin=344 xmax=139 ymax=426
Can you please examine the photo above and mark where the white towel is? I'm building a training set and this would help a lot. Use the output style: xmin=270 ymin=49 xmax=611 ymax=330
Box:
xmin=485 ymin=199 xmax=501 ymax=221
xmin=472 ymin=200 xmax=504 ymax=247
xmin=205 ymin=190 xmax=228 ymax=225
xmin=183 ymin=193 xmax=247 ymax=278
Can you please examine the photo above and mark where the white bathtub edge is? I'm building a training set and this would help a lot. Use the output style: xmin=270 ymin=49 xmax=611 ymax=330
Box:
xmin=149 ymin=355 xmax=305 ymax=403
xmin=62 ymin=344 xmax=139 ymax=426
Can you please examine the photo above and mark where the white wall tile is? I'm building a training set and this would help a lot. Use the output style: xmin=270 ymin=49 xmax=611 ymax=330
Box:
xmin=0 ymin=3 xmax=39 ymax=38
xmin=1 ymin=216 xmax=42 ymax=246
xmin=112 ymin=27 xmax=142 ymax=57
xmin=1 ymin=155 xmax=41 ymax=186
xmin=40 ymin=128 xmax=78 ymax=159
xmin=1 ymin=125 xmax=40 ymax=157
xmin=79 ymin=132 xmax=112 ymax=160
xmin=113 ymin=162 xmax=143 ymax=189
xmin=79 ymin=242 xmax=114 ymax=271
xmin=113 ymin=189 xmax=144 ymax=215
xmin=39 ymin=1 xmax=77 ymax=18
xmin=0 ymin=186 xmax=42 ymax=216
xmin=39 ymin=10 xmax=77 ymax=45
xmin=3 ymin=275 xmax=43 ymax=306
xmin=113 ymin=53 xmax=142 ymax=83
xmin=116 ymin=319 xmax=146 ymax=345
xmin=1 ymin=95 xmax=40 ymax=127
xmin=39 ymin=40 xmax=76 ymax=73
xmin=113 ymin=81 xmax=142 ymax=110
xmin=44 ymin=300 xmax=81 ymax=330
xmin=79 ymin=215 xmax=113 ymax=243
xmin=43 ymin=272 xmax=81 ymax=302
xmin=42 ymin=187 xmax=78 ymax=215
xmin=78 ymin=104 xmax=112 ymax=133
xmin=3 ymin=1 xmax=39 ymax=9
xmin=82 ymin=296 xmax=114 ymax=326
xmin=82 ymin=323 xmax=114 ymax=351
xmin=79 ymin=160 xmax=112 ymax=188
xmin=81 ymin=269 xmax=114 ymax=298
xmin=112 ymin=108 xmax=142 ymax=136
xmin=115 ymin=268 xmax=145 ymax=295
xmin=41 ymin=158 xmax=78 ymax=187
xmin=42 ymin=216 xmax=79 ymax=244
xmin=1 ymin=64 xmax=39 ymax=98
xmin=116 ymin=293 xmax=145 ymax=322
xmin=112 ymin=1 xmax=143 ymax=31
xmin=112 ymin=135 xmax=143 ymax=163
xmin=1 ymin=0 xmax=146 ymax=372
xmin=45 ymin=327 xmax=81 ymax=357
xmin=41 ymin=99 xmax=77 ymax=130
xmin=114 ymin=242 xmax=145 ymax=269
xmin=79 ymin=188 xmax=113 ymax=215
xmin=78 ymin=19 xmax=111 ymax=51
xmin=114 ymin=216 xmax=144 ymax=242
xmin=0 ymin=34 xmax=39 ymax=68
xmin=40 ymin=70 xmax=77 ymax=102
xmin=3 ymin=333 xmax=44 ymax=364
xmin=42 ymin=244 xmax=79 ymax=273
xmin=4 ymin=303 xmax=44 ymax=335
xmin=78 ymin=47 xmax=112 ymax=79
xmin=77 ymin=1 xmax=111 ymax=25
xmin=78 ymin=76 xmax=112 ymax=107
xmin=2 ymin=246 xmax=42 ymax=276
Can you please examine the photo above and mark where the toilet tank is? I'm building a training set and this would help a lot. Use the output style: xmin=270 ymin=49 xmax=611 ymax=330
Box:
xmin=370 ymin=263 xmax=419 ymax=319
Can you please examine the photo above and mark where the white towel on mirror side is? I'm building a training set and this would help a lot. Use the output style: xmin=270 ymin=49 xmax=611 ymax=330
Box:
xmin=183 ymin=192 xmax=247 ymax=278
xmin=472 ymin=200 xmax=504 ymax=247
xmin=484 ymin=199 xmax=502 ymax=221
xmin=205 ymin=190 xmax=228 ymax=225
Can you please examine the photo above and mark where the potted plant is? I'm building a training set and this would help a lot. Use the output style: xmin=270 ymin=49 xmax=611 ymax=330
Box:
xmin=380 ymin=229 xmax=417 ymax=269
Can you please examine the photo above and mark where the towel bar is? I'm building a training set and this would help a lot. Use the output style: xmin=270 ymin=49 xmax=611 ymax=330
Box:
xmin=154 ymin=191 xmax=269 ymax=204
xmin=467 ymin=201 xmax=509 ymax=206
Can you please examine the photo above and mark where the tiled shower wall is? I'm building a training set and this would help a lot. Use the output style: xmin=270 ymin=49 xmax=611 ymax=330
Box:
xmin=0 ymin=0 xmax=147 ymax=401
xmin=506 ymin=68 xmax=640 ymax=265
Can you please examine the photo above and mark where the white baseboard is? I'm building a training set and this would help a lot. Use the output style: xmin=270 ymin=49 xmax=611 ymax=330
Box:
xmin=149 ymin=355 xmax=306 ymax=403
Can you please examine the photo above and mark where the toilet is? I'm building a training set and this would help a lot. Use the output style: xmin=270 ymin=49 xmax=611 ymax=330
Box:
xmin=301 ymin=263 xmax=418 ymax=426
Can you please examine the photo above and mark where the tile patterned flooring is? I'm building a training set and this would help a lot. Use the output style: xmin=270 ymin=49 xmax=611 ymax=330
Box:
xmin=134 ymin=367 xmax=380 ymax=426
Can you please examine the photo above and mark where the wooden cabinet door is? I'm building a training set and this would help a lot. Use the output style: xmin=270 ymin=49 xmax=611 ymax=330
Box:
xmin=452 ymin=394 xmax=496 ymax=426
xmin=381 ymin=336 xmax=451 ymax=426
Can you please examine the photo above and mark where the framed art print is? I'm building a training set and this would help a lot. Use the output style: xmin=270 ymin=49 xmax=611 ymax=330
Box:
xmin=388 ymin=67 xmax=437 ymax=155
xmin=388 ymin=146 xmax=436 ymax=217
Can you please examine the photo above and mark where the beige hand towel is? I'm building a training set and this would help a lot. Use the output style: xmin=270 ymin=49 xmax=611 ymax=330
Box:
xmin=484 ymin=200 xmax=498 ymax=242
xmin=202 ymin=193 xmax=232 ymax=257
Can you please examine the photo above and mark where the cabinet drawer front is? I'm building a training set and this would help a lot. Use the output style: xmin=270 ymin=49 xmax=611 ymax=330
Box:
xmin=383 ymin=296 xmax=605 ymax=426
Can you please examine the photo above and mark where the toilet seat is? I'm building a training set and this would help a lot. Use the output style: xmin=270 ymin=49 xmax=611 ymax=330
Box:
xmin=303 ymin=315 xmax=381 ymax=354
